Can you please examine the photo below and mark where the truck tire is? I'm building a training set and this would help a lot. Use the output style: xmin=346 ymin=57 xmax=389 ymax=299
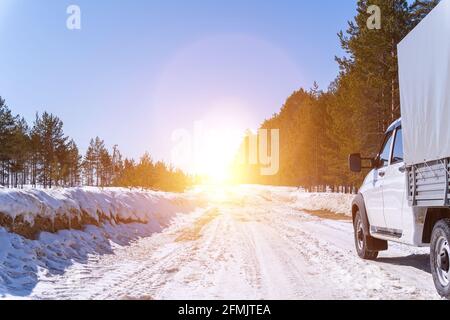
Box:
xmin=431 ymin=219 xmax=450 ymax=299
xmin=353 ymin=210 xmax=378 ymax=260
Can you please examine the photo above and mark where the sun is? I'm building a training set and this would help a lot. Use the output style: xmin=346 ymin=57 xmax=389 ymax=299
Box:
xmin=201 ymin=161 xmax=232 ymax=184
xmin=192 ymin=108 xmax=248 ymax=185
xmin=195 ymin=130 xmax=241 ymax=185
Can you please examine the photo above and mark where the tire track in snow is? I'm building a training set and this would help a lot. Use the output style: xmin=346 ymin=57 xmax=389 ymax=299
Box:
xmin=272 ymin=209 xmax=438 ymax=299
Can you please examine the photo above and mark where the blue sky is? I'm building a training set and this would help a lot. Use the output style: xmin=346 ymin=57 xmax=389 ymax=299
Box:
xmin=0 ymin=0 xmax=356 ymax=167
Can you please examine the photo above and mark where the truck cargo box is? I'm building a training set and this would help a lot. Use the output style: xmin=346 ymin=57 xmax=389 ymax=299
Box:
xmin=398 ymin=0 xmax=450 ymax=166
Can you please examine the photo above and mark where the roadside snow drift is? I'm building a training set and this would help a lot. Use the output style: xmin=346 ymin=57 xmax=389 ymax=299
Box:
xmin=0 ymin=187 xmax=199 ymax=238
xmin=291 ymin=191 xmax=355 ymax=216
xmin=246 ymin=185 xmax=355 ymax=216
xmin=0 ymin=187 xmax=204 ymax=298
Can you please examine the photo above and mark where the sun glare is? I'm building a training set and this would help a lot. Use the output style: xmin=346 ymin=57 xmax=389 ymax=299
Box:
xmin=196 ymin=131 xmax=240 ymax=185
xmin=192 ymin=110 xmax=247 ymax=185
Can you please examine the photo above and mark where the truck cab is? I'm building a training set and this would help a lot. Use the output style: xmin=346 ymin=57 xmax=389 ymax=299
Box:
xmin=350 ymin=119 xmax=427 ymax=247
xmin=350 ymin=118 xmax=450 ymax=298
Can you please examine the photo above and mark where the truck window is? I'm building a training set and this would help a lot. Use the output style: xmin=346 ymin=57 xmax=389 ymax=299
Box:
xmin=378 ymin=131 xmax=394 ymax=167
xmin=391 ymin=127 xmax=403 ymax=164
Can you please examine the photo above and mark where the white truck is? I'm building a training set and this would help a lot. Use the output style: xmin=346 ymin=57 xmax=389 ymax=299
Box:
xmin=348 ymin=0 xmax=450 ymax=298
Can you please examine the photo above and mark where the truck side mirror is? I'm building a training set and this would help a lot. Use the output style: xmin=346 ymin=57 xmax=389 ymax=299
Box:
xmin=349 ymin=153 xmax=362 ymax=173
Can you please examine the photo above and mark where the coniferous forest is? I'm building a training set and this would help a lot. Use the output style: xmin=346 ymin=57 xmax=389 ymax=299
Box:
xmin=0 ymin=97 xmax=190 ymax=191
xmin=234 ymin=0 xmax=440 ymax=191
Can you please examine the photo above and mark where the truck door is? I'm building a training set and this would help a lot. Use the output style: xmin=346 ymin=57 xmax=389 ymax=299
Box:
xmin=365 ymin=131 xmax=394 ymax=229
xmin=382 ymin=127 xmax=405 ymax=236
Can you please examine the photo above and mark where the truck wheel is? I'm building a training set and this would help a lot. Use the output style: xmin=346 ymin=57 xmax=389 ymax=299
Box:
xmin=431 ymin=219 xmax=450 ymax=299
xmin=354 ymin=210 xmax=378 ymax=260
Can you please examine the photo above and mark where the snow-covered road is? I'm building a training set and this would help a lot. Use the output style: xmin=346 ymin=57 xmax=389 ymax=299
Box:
xmin=5 ymin=186 xmax=440 ymax=299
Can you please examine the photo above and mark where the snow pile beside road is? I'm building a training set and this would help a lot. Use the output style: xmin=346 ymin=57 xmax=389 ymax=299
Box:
xmin=0 ymin=187 xmax=198 ymax=238
xmin=291 ymin=191 xmax=355 ymax=216
xmin=233 ymin=185 xmax=356 ymax=216
xmin=0 ymin=221 xmax=178 ymax=298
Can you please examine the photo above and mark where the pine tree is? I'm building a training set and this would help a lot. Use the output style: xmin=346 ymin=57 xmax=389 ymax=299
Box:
xmin=154 ymin=161 xmax=170 ymax=191
xmin=83 ymin=139 xmax=96 ymax=186
xmin=99 ymin=147 xmax=112 ymax=187
xmin=90 ymin=137 xmax=109 ymax=187
xmin=331 ymin=0 xmax=411 ymax=187
xmin=66 ymin=139 xmax=81 ymax=187
xmin=0 ymin=97 xmax=17 ymax=187
xmin=10 ymin=117 xmax=30 ymax=188
xmin=115 ymin=158 xmax=137 ymax=188
xmin=137 ymin=152 xmax=155 ymax=189
xmin=337 ymin=0 xmax=410 ymax=129
xmin=32 ymin=112 xmax=68 ymax=188
xmin=111 ymin=145 xmax=123 ymax=185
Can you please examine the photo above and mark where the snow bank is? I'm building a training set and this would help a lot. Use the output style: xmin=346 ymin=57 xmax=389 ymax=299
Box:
xmin=0 ymin=187 xmax=199 ymax=238
xmin=291 ymin=191 xmax=355 ymax=216
xmin=235 ymin=185 xmax=356 ymax=216
xmin=0 ymin=222 xmax=175 ymax=298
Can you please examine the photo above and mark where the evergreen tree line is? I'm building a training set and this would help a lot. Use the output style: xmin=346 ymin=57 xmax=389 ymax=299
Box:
xmin=234 ymin=0 xmax=440 ymax=191
xmin=0 ymin=98 xmax=191 ymax=191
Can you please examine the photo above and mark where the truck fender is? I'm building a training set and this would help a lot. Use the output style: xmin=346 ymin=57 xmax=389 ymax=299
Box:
xmin=352 ymin=193 xmax=370 ymax=234
xmin=352 ymin=193 xmax=388 ymax=251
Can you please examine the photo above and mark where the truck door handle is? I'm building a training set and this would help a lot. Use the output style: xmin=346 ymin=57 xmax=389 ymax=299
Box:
xmin=399 ymin=165 xmax=406 ymax=173
xmin=378 ymin=171 xmax=386 ymax=177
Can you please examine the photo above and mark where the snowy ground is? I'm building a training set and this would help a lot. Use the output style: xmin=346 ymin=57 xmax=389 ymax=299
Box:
xmin=0 ymin=185 xmax=440 ymax=300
